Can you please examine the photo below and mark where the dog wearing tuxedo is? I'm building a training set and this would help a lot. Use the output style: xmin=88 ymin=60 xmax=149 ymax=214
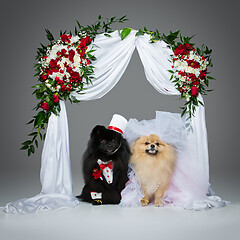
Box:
xmin=77 ymin=115 xmax=130 ymax=205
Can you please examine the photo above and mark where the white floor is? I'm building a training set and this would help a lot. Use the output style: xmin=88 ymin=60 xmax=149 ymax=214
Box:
xmin=1 ymin=171 xmax=239 ymax=240
xmin=0 ymin=200 xmax=239 ymax=240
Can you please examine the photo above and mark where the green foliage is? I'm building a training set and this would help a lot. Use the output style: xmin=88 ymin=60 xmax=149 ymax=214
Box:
xmin=119 ymin=28 xmax=132 ymax=40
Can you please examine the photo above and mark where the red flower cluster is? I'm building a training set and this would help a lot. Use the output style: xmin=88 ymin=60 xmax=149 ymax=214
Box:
xmin=172 ymin=43 xmax=210 ymax=101
xmin=61 ymin=34 xmax=72 ymax=43
xmin=187 ymin=59 xmax=200 ymax=69
xmin=174 ymin=44 xmax=193 ymax=56
xmin=178 ymin=71 xmax=202 ymax=97
xmin=40 ymin=101 xmax=49 ymax=111
xmin=92 ymin=168 xmax=102 ymax=179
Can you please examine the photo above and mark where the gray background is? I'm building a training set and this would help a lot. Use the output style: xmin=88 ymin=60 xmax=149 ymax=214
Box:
xmin=0 ymin=0 xmax=239 ymax=239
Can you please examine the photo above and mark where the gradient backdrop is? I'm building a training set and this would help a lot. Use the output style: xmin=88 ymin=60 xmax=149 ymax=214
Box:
xmin=0 ymin=0 xmax=239 ymax=209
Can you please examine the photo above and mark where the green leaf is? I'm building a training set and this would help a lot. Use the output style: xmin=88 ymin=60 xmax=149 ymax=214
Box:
xmin=34 ymin=111 xmax=45 ymax=127
xmin=28 ymin=148 xmax=32 ymax=156
xmin=35 ymin=139 xmax=38 ymax=148
xmin=207 ymin=76 xmax=216 ymax=80
xmin=136 ymin=29 xmax=144 ymax=36
xmin=28 ymin=132 xmax=38 ymax=137
xmin=22 ymin=140 xmax=32 ymax=146
xmin=73 ymin=99 xmax=81 ymax=103
xmin=30 ymin=145 xmax=35 ymax=154
xmin=26 ymin=119 xmax=34 ymax=125
xmin=104 ymin=33 xmax=111 ymax=37
xmin=38 ymin=130 xmax=43 ymax=141
xmin=199 ymin=100 xmax=204 ymax=107
xmin=181 ymin=108 xmax=187 ymax=117
xmin=120 ymin=28 xmax=131 ymax=40
xmin=45 ymin=29 xmax=54 ymax=42
xmin=20 ymin=145 xmax=29 ymax=150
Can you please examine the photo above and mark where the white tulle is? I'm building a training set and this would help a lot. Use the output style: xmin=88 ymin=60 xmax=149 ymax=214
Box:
xmin=4 ymin=30 xmax=225 ymax=214
xmin=120 ymin=111 xmax=226 ymax=209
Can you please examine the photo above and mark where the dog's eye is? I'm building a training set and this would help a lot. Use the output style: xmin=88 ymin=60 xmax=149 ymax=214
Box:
xmin=156 ymin=142 xmax=160 ymax=146
xmin=145 ymin=142 xmax=149 ymax=145
xmin=101 ymin=139 xmax=106 ymax=144
xmin=112 ymin=139 xmax=116 ymax=143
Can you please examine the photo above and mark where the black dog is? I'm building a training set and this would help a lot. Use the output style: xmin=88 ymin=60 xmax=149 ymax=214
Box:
xmin=77 ymin=125 xmax=130 ymax=205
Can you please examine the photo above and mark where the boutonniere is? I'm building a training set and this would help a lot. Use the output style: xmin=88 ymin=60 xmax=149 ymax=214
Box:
xmin=92 ymin=168 xmax=102 ymax=180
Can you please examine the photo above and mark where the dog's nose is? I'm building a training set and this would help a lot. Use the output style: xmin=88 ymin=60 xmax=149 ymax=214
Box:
xmin=150 ymin=144 xmax=155 ymax=148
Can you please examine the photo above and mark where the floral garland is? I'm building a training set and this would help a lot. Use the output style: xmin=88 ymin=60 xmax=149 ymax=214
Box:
xmin=21 ymin=16 xmax=215 ymax=156
xmin=21 ymin=16 xmax=128 ymax=156
xmin=135 ymin=29 xmax=215 ymax=120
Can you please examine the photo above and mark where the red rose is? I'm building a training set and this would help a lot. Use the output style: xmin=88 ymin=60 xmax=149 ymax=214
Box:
xmin=67 ymin=84 xmax=72 ymax=91
xmin=80 ymin=49 xmax=85 ymax=58
xmin=68 ymin=49 xmax=75 ymax=62
xmin=192 ymin=81 xmax=200 ymax=86
xmin=40 ymin=73 xmax=48 ymax=81
xmin=70 ymin=71 xmax=81 ymax=82
xmin=174 ymin=44 xmax=186 ymax=55
xmin=53 ymin=93 xmax=60 ymax=103
xmin=61 ymin=85 xmax=67 ymax=92
xmin=40 ymin=101 xmax=49 ymax=111
xmin=85 ymin=36 xmax=91 ymax=44
xmin=61 ymin=34 xmax=71 ymax=43
xmin=199 ymin=71 xmax=207 ymax=80
xmin=49 ymin=59 xmax=58 ymax=69
xmin=191 ymin=86 xmax=199 ymax=97
xmin=80 ymin=36 xmax=91 ymax=48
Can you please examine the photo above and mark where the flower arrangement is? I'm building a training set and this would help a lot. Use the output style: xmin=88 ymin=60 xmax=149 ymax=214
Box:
xmin=169 ymin=39 xmax=214 ymax=119
xmin=21 ymin=16 xmax=128 ymax=156
xmin=136 ymin=29 xmax=215 ymax=119
xmin=37 ymin=33 xmax=94 ymax=111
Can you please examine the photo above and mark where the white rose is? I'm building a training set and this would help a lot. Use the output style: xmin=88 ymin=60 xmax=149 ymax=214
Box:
xmin=180 ymin=76 xmax=186 ymax=82
xmin=46 ymin=83 xmax=51 ymax=88
xmin=185 ymin=66 xmax=194 ymax=74
xmin=73 ymin=54 xmax=80 ymax=63
xmin=174 ymin=60 xmax=181 ymax=67
xmin=70 ymin=36 xmax=80 ymax=44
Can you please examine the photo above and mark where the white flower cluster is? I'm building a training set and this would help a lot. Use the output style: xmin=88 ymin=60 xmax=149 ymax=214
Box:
xmin=173 ymin=50 xmax=208 ymax=79
xmin=38 ymin=35 xmax=90 ymax=92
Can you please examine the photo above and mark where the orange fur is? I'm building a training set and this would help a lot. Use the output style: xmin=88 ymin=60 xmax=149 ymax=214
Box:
xmin=130 ymin=134 xmax=176 ymax=207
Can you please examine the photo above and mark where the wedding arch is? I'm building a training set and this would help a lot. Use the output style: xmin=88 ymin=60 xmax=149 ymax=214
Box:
xmin=5 ymin=17 xmax=225 ymax=214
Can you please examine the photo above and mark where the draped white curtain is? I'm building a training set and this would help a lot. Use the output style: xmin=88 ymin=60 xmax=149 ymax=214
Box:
xmin=4 ymin=30 xmax=224 ymax=214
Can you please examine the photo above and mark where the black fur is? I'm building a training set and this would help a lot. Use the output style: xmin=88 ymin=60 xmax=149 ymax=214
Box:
xmin=77 ymin=125 xmax=130 ymax=205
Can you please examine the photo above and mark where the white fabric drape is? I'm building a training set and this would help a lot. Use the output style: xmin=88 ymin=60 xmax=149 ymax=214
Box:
xmin=4 ymin=30 xmax=225 ymax=214
xmin=136 ymin=33 xmax=210 ymax=194
xmin=71 ymin=30 xmax=136 ymax=100
xmin=5 ymin=101 xmax=79 ymax=214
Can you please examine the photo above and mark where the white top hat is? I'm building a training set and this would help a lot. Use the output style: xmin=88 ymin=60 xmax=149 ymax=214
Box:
xmin=108 ymin=114 xmax=128 ymax=134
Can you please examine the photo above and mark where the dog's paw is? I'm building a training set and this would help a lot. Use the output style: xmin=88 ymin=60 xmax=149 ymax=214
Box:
xmin=154 ymin=201 xmax=163 ymax=207
xmin=92 ymin=199 xmax=103 ymax=205
xmin=141 ymin=198 xmax=149 ymax=207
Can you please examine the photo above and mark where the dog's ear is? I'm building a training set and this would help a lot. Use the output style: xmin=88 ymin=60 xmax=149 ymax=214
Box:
xmin=91 ymin=125 xmax=106 ymax=137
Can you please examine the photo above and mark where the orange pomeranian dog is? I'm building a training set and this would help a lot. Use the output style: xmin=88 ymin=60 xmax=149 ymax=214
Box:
xmin=130 ymin=134 xmax=177 ymax=207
